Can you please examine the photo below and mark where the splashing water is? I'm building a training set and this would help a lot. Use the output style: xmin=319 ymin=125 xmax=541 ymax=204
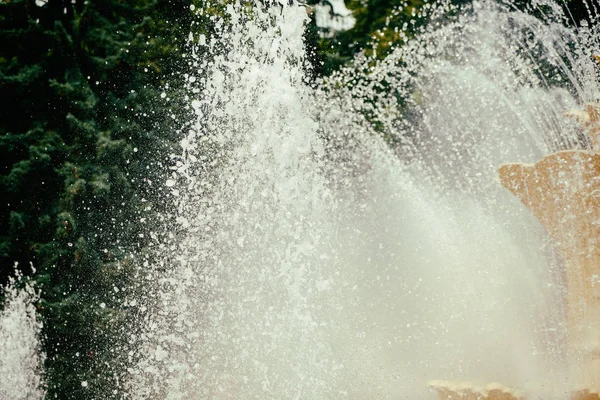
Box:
xmin=128 ymin=0 xmax=600 ymax=398
xmin=0 ymin=267 xmax=45 ymax=400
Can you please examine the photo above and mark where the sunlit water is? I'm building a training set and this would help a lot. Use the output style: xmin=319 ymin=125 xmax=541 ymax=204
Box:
xmin=0 ymin=267 xmax=45 ymax=400
xmin=126 ymin=0 xmax=600 ymax=399
xmin=1 ymin=0 xmax=599 ymax=399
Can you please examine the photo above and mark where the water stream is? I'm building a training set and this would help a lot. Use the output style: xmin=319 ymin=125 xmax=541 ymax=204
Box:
xmin=1 ymin=0 xmax=599 ymax=399
xmin=126 ymin=1 xmax=600 ymax=398
xmin=0 ymin=267 xmax=45 ymax=400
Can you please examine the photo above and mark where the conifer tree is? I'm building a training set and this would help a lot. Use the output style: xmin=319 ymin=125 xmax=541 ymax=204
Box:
xmin=0 ymin=0 xmax=192 ymax=397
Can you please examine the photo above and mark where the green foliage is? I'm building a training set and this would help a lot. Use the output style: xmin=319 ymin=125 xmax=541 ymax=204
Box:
xmin=312 ymin=0 xmax=433 ymax=75
xmin=1 ymin=0 xmax=595 ymax=398
xmin=312 ymin=0 xmax=593 ymax=77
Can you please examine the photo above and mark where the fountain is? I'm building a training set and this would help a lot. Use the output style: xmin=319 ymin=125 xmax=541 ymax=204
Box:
xmin=2 ymin=0 xmax=599 ymax=399
xmin=431 ymin=104 xmax=600 ymax=399
xmin=0 ymin=267 xmax=45 ymax=400
xmin=124 ymin=0 xmax=600 ymax=398
xmin=498 ymin=104 xmax=600 ymax=398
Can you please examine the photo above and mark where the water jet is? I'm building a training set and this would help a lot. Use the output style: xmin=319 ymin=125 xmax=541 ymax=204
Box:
xmin=430 ymin=104 xmax=600 ymax=400
xmin=126 ymin=1 xmax=600 ymax=399
xmin=500 ymin=106 xmax=600 ymax=397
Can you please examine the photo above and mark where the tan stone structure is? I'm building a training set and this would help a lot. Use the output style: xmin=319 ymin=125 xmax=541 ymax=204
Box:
xmin=429 ymin=381 xmax=524 ymax=400
xmin=499 ymin=150 xmax=600 ymax=394
xmin=430 ymin=104 xmax=600 ymax=400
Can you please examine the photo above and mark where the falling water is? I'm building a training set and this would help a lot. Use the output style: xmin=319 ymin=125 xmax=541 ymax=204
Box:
xmin=126 ymin=0 xmax=600 ymax=399
xmin=0 ymin=267 xmax=45 ymax=400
